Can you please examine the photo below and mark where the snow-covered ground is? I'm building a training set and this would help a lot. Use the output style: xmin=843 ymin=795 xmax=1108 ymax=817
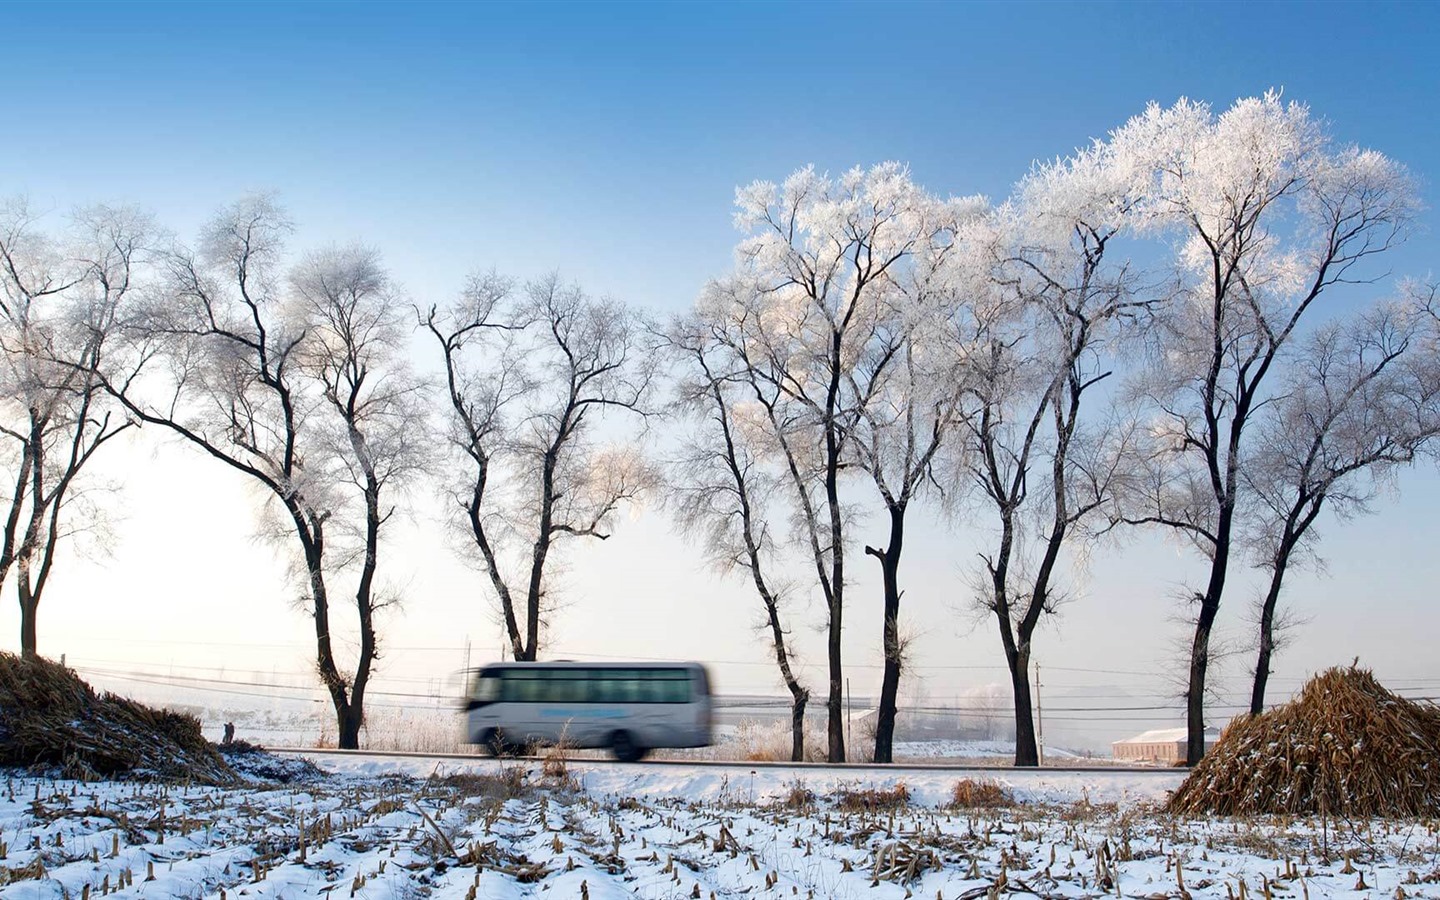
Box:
xmin=0 ymin=752 xmax=1436 ymax=899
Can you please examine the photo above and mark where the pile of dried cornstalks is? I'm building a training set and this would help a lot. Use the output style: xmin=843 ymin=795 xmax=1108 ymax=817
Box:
xmin=1168 ymin=665 xmax=1440 ymax=817
xmin=0 ymin=653 xmax=237 ymax=784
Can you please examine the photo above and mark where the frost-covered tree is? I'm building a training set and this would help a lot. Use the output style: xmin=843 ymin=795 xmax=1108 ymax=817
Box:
xmin=948 ymin=145 xmax=1143 ymax=768
xmin=665 ymin=310 xmax=811 ymax=761
xmin=427 ymin=274 xmax=656 ymax=663
xmin=1114 ymin=93 xmax=1416 ymax=763
xmin=291 ymin=245 xmax=429 ymax=746
xmin=1243 ymin=285 xmax=1440 ymax=714
xmin=104 ymin=196 xmax=420 ymax=748
xmin=846 ymin=196 xmax=981 ymax=764
xmin=711 ymin=163 xmax=946 ymax=762
xmin=0 ymin=201 xmax=144 ymax=657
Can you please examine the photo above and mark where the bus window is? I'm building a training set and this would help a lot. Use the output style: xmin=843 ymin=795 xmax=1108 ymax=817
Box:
xmin=659 ymin=677 xmax=688 ymax=703
xmin=550 ymin=674 xmax=584 ymax=703
xmin=637 ymin=675 xmax=665 ymax=703
xmin=592 ymin=673 xmax=616 ymax=703
xmin=615 ymin=672 xmax=642 ymax=703
xmin=504 ymin=673 xmax=544 ymax=703
xmin=472 ymin=674 xmax=499 ymax=703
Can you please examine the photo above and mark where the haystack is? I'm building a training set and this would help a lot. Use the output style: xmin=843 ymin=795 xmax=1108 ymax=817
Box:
xmin=0 ymin=652 xmax=237 ymax=785
xmin=1168 ymin=666 xmax=1440 ymax=817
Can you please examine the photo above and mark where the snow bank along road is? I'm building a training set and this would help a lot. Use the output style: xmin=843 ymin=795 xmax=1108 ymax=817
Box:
xmin=1 ymin=751 xmax=1436 ymax=900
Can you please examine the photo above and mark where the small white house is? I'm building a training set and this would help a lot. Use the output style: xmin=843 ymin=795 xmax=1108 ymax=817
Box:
xmin=1112 ymin=726 xmax=1220 ymax=764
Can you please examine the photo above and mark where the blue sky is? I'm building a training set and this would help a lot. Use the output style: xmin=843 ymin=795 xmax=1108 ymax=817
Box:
xmin=5 ymin=1 xmax=1440 ymax=747
xmin=10 ymin=1 xmax=1439 ymax=307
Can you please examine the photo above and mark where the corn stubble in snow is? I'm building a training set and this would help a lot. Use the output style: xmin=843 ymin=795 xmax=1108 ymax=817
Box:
xmin=1168 ymin=665 xmax=1440 ymax=817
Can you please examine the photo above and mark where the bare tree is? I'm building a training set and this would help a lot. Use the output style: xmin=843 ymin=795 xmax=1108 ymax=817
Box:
xmin=290 ymin=245 xmax=429 ymax=747
xmin=427 ymin=274 xmax=655 ymax=662
xmin=1243 ymin=285 xmax=1440 ymax=713
xmin=713 ymin=163 xmax=947 ymax=762
xmin=851 ymin=333 xmax=957 ymax=764
xmin=665 ymin=312 xmax=810 ymax=760
xmin=1114 ymin=93 xmax=1416 ymax=763
xmin=102 ymin=196 xmax=405 ymax=748
xmin=0 ymin=201 xmax=143 ymax=657
xmin=949 ymin=149 xmax=1142 ymax=767
xmin=847 ymin=223 xmax=975 ymax=763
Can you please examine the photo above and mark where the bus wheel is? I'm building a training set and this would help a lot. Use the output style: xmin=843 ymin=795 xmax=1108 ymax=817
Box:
xmin=611 ymin=730 xmax=645 ymax=763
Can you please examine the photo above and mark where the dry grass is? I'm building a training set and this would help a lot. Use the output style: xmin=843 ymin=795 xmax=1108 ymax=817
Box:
xmin=834 ymin=782 xmax=910 ymax=812
xmin=709 ymin=718 xmax=833 ymax=763
xmin=779 ymin=777 xmax=817 ymax=810
xmin=360 ymin=707 xmax=470 ymax=754
xmin=435 ymin=765 xmax=529 ymax=801
xmin=1168 ymin=665 xmax=1440 ymax=817
xmin=541 ymin=750 xmax=569 ymax=780
xmin=948 ymin=778 xmax=1015 ymax=809
xmin=0 ymin=653 xmax=236 ymax=784
xmin=539 ymin=726 xmax=582 ymax=791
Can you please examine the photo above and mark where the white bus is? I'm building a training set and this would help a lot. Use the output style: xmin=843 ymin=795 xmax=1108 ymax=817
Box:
xmin=464 ymin=661 xmax=713 ymax=761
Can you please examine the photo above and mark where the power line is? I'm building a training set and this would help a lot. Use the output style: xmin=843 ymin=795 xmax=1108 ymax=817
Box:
xmin=62 ymin=652 xmax=1440 ymax=699
xmin=75 ymin=664 xmax=1440 ymax=710
xmin=65 ymin=655 xmax=465 ymax=687
xmin=73 ymin=666 xmax=452 ymax=701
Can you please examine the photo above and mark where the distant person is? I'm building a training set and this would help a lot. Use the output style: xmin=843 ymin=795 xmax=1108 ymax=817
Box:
xmin=222 ymin=722 xmax=235 ymax=745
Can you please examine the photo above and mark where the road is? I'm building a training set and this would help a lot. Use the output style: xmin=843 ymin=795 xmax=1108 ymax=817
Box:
xmin=269 ymin=746 xmax=1188 ymax=806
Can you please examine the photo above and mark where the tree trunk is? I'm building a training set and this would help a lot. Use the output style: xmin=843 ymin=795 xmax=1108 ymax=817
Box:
xmin=338 ymin=701 xmax=364 ymax=750
xmin=1008 ymin=646 xmax=1038 ymax=766
xmin=1185 ymin=603 xmax=1218 ymax=765
xmin=789 ymin=686 xmax=808 ymax=763
xmin=296 ymin=510 xmax=359 ymax=750
xmin=824 ymin=330 xmax=847 ymax=764
xmin=869 ymin=505 xmax=905 ymax=764
xmin=1249 ymin=582 xmax=1280 ymax=717
xmin=17 ymin=589 xmax=37 ymax=660
xmin=1184 ymin=504 xmax=1232 ymax=764
xmin=1250 ymin=538 xmax=1297 ymax=716
xmin=823 ymin=475 xmax=846 ymax=763
xmin=826 ymin=616 xmax=844 ymax=763
xmin=523 ymin=441 xmax=564 ymax=663
xmin=1249 ymin=496 xmax=1329 ymax=717
xmin=765 ymin=611 xmax=809 ymax=763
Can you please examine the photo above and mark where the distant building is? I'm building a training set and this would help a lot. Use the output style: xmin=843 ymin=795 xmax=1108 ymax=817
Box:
xmin=1112 ymin=726 xmax=1221 ymax=764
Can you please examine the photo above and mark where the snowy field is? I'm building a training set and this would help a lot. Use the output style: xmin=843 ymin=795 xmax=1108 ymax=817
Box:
xmin=0 ymin=752 xmax=1436 ymax=899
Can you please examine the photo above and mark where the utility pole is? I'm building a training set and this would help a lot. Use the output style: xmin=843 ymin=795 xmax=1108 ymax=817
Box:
xmin=1035 ymin=661 xmax=1045 ymax=766
xmin=846 ymin=677 xmax=853 ymax=760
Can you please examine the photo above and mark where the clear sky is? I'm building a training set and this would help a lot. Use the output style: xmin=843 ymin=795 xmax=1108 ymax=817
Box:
xmin=4 ymin=0 xmax=1439 ymax=750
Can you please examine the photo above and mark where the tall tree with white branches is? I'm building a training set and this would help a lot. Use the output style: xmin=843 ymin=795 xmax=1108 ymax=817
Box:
xmin=0 ymin=201 xmax=145 ymax=657
xmin=1243 ymin=284 xmax=1440 ymax=714
xmin=427 ymin=274 xmax=656 ymax=663
xmin=1114 ymin=93 xmax=1417 ymax=763
xmin=103 ymin=197 xmax=421 ymax=748
xmin=846 ymin=197 xmax=980 ymax=764
xmin=713 ymin=163 xmax=946 ymax=762
xmin=291 ymin=244 xmax=429 ymax=746
xmin=949 ymin=144 xmax=1144 ymax=767
xmin=665 ymin=309 xmax=811 ymax=761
